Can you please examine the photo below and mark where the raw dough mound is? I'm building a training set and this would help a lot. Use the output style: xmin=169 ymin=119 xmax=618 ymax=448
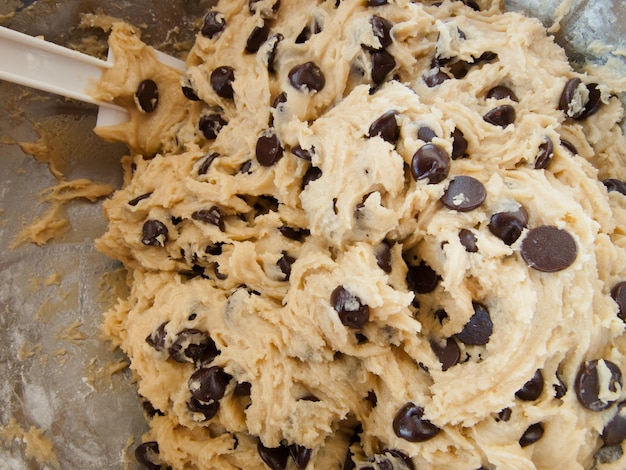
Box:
xmin=95 ymin=1 xmax=626 ymax=469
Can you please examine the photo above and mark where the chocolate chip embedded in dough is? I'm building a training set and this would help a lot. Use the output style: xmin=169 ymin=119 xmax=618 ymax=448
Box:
xmin=370 ymin=49 xmax=396 ymax=84
xmin=135 ymin=79 xmax=159 ymax=113
xmin=368 ymin=110 xmax=400 ymax=143
xmin=289 ymin=444 xmax=312 ymax=470
xmin=267 ymin=33 xmax=284 ymax=74
xmin=331 ymin=286 xmax=370 ymax=329
xmin=406 ymin=260 xmax=440 ymax=294
xmin=198 ymin=152 xmax=220 ymax=175
xmin=367 ymin=0 xmax=388 ymax=5
xmin=257 ymin=441 xmax=289 ymax=470
xmin=169 ymin=328 xmax=219 ymax=364
xmin=578 ymin=83 xmax=602 ymax=119
xmin=279 ymin=225 xmax=310 ymax=241
xmin=459 ymin=229 xmax=478 ymax=253
xmin=515 ymin=369 xmax=544 ymax=401
xmin=288 ymin=62 xmax=326 ymax=92
xmin=602 ymin=403 xmax=626 ymax=445
xmin=520 ymin=225 xmax=577 ymax=272
xmin=141 ymin=219 xmax=169 ymax=246
xmin=375 ymin=241 xmax=392 ymax=273
xmin=441 ymin=176 xmax=486 ymax=212
xmin=461 ymin=0 xmax=481 ymax=10
xmin=377 ymin=449 xmax=415 ymax=470
xmin=239 ymin=160 xmax=252 ymax=174
xmin=206 ymin=242 xmax=224 ymax=256
xmin=519 ymin=423 xmax=544 ymax=447
xmin=256 ymin=129 xmax=284 ymax=167
xmin=560 ymin=139 xmax=578 ymax=155
xmin=486 ymin=85 xmax=519 ymax=102
xmin=418 ymin=126 xmax=437 ymax=142
xmin=424 ymin=69 xmax=450 ymax=88
xmin=182 ymin=85 xmax=201 ymax=101
xmin=277 ymin=252 xmax=295 ymax=280
xmin=234 ymin=381 xmax=252 ymax=396
xmin=451 ymin=128 xmax=468 ymax=159
xmin=534 ymin=138 xmax=554 ymax=170
xmin=188 ymin=366 xmax=233 ymax=403
xmin=291 ymin=145 xmax=314 ymax=162
xmin=199 ymin=114 xmax=227 ymax=140
xmin=604 ymin=179 xmax=626 ymax=196
xmin=192 ymin=206 xmax=226 ymax=232
xmin=575 ymin=360 xmax=623 ymax=411
xmin=411 ymin=143 xmax=450 ymax=184
xmin=187 ymin=396 xmax=220 ymax=420
xmin=611 ymin=282 xmax=626 ymax=322
xmin=456 ymin=302 xmax=493 ymax=345
xmin=497 ymin=407 xmax=512 ymax=422
xmin=483 ymin=104 xmax=516 ymax=128
xmin=134 ymin=441 xmax=163 ymax=470
xmin=430 ymin=337 xmax=460 ymax=371
xmin=201 ymin=11 xmax=226 ymax=38
xmin=554 ymin=373 xmax=568 ymax=399
xmin=370 ymin=15 xmax=393 ymax=49
xmin=146 ymin=321 xmax=168 ymax=351
xmin=245 ymin=20 xmax=270 ymax=53
xmin=559 ymin=78 xmax=602 ymax=120
xmin=392 ymin=402 xmax=440 ymax=442
xmin=488 ymin=206 xmax=528 ymax=246
xmin=211 ymin=66 xmax=235 ymax=99
xmin=302 ymin=166 xmax=322 ymax=188
xmin=128 ymin=192 xmax=152 ymax=207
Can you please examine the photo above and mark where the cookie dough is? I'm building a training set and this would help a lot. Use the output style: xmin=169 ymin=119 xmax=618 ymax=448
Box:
xmin=93 ymin=0 xmax=626 ymax=469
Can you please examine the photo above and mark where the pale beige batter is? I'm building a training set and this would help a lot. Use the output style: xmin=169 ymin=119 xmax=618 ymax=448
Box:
xmin=94 ymin=0 xmax=626 ymax=468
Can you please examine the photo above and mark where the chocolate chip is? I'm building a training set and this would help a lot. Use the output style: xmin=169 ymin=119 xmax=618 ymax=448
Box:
xmin=604 ymin=179 xmax=626 ymax=196
xmin=146 ymin=321 xmax=168 ymax=351
xmin=486 ymin=85 xmax=518 ymax=102
xmin=519 ymin=423 xmax=544 ymax=447
xmin=370 ymin=15 xmax=393 ymax=49
xmin=206 ymin=242 xmax=224 ymax=256
xmin=368 ymin=110 xmax=400 ymax=143
xmin=288 ymin=62 xmax=325 ymax=92
xmin=272 ymin=92 xmax=287 ymax=109
xmin=554 ymin=374 xmax=568 ymax=399
xmin=302 ymin=166 xmax=322 ymax=188
xmin=187 ymin=396 xmax=220 ymax=420
xmin=594 ymin=445 xmax=624 ymax=465
xmin=239 ymin=160 xmax=252 ymax=174
xmin=202 ymin=11 xmax=226 ymax=38
xmin=430 ymin=337 xmax=460 ymax=371
xmin=559 ymin=78 xmax=602 ymax=120
xmin=211 ymin=66 xmax=235 ymax=99
xmin=575 ymin=360 xmax=623 ymax=411
xmin=406 ymin=260 xmax=440 ymax=294
xmin=451 ymin=128 xmax=468 ymax=159
xmin=378 ymin=449 xmax=415 ymax=470
xmin=256 ymin=129 xmax=283 ymax=166
xmin=441 ymin=176 xmax=486 ymax=212
xmin=515 ymin=369 xmax=544 ymax=401
xmin=188 ymin=366 xmax=232 ymax=403
xmin=135 ymin=79 xmax=159 ymax=113
xmin=182 ymin=85 xmax=201 ymax=101
xmin=424 ymin=69 xmax=450 ymax=88
xmin=411 ymin=143 xmax=450 ymax=184
xmin=497 ymin=408 xmax=512 ymax=422
xmin=461 ymin=0 xmax=481 ymax=11
xmin=459 ymin=229 xmax=478 ymax=252
xmin=418 ymin=126 xmax=437 ymax=142
xmin=291 ymin=145 xmax=314 ymax=162
xmin=375 ymin=242 xmax=392 ymax=273
xmin=534 ymin=138 xmax=554 ymax=170
xmin=488 ymin=206 xmax=528 ymax=246
xmin=277 ymin=252 xmax=295 ymax=280
xmin=245 ymin=20 xmax=270 ymax=53
xmin=579 ymin=83 xmax=602 ymax=119
xmin=192 ymin=206 xmax=225 ymax=232
xmin=128 ymin=192 xmax=152 ymax=207
xmin=265 ymin=33 xmax=284 ymax=74
xmin=279 ymin=226 xmax=309 ymax=241
xmin=289 ymin=445 xmax=312 ymax=470
xmin=370 ymin=50 xmax=396 ymax=84
xmin=199 ymin=114 xmax=227 ymax=140
xmin=520 ymin=225 xmax=577 ymax=272
xmin=135 ymin=441 xmax=162 ymax=470
xmin=234 ymin=381 xmax=252 ymax=396
xmin=142 ymin=220 xmax=168 ymax=246
xmin=483 ymin=104 xmax=516 ymax=128
xmin=331 ymin=286 xmax=370 ymax=329
xmin=392 ymin=402 xmax=440 ymax=442
xmin=257 ymin=441 xmax=289 ymax=470
xmin=367 ymin=0 xmax=388 ymax=5
xmin=611 ymin=282 xmax=626 ymax=322
xmin=602 ymin=404 xmax=626 ymax=445
xmin=169 ymin=328 xmax=219 ymax=364
xmin=560 ymin=139 xmax=578 ymax=155
xmin=456 ymin=302 xmax=492 ymax=345
xmin=198 ymin=152 xmax=219 ymax=175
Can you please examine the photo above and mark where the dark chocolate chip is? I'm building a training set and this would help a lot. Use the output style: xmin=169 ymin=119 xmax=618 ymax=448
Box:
xmin=182 ymin=85 xmax=201 ymax=101
xmin=535 ymin=138 xmax=554 ymax=170
xmin=331 ymin=286 xmax=370 ymax=329
xmin=289 ymin=445 xmax=312 ymax=470
xmin=406 ymin=260 xmax=440 ymax=294
xmin=430 ymin=337 xmax=460 ymax=371
xmin=146 ymin=322 xmax=168 ymax=351
xmin=476 ymin=51 xmax=497 ymax=63
xmin=279 ymin=225 xmax=309 ymax=241
xmin=370 ymin=15 xmax=393 ymax=49
xmin=202 ymin=11 xmax=226 ymax=38
xmin=451 ymin=128 xmax=468 ymax=159
xmin=483 ymin=104 xmax=516 ymax=128
xmin=611 ymin=281 xmax=626 ymax=322
xmin=594 ymin=445 xmax=624 ymax=465
xmin=141 ymin=399 xmax=164 ymax=418
xmin=459 ymin=229 xmax=478 ymax=253
xmin=257 ymin=441 xmax=289 ymax=470
xmin=199 ymin=114 xmax=227 ymax=140
xmin=187 ymin=396 xmax=220 ymax=420
xmin=462 ymin=0 xmax=480 ymax=11
xmin=578 ymin=82 xmax=602 ymax=119
xmin=188 ymin=366 xmax=232 ymax=402
xmin=368 ymin=110 xmax=400 ymax=143
xmin=245 ymin=20 xmax=270 ymax=54
xmin=602 ymin=404 xmax=626 ymax=445
xmin=234 ymin=381 xmax=252 ymax=396
xmin=424 ymin=69 xmax=450 ymax=88
xmin=560 ymin=139 xmax=578 ymax=155
xmin=206 ymin=242 xmax=224 ymax=256
xmin=267 ymin=34 xmax=284 ymax=74
xmin=378 ymin=449 xmax=415 ymax=470
xmin=169 ymin=328 xmax=218 ymax=364
xmin=575 ymin=360 xmax=623 ymax=411
xmin=213 ymin=263 xmax=227 ymax=280
xmin=128 ymin=192 xmax=152 ymax=207
xmin=448 ymin=60 xmax=472 ymax=79
xmin=515 ymin=369 xmax=544 ymax=401
xmin=375 ymin=241 xmax=392 ymax=273
xmin=367 ymin=0 xmax=388 ymax=5
xmin=392 ymin=402 xmax=440 ymax=442
xmin=411 ymin=143 xmax=450 ymax=184
xmin=519 ymin=423 xmax=544 ymax=447
xmin=142 ymin=220 xmax=168 ymax=246
xmin=136 ymin=79 xmax=159 ymax=113
xmin=559 ymin=78 xmax=602 ymax=120
xmin=366 ymin=390 xmax=377 ymax=407
xmin=302 ymin=166 xmax=322 ymax=188
xmin=192 ymin=206 xmax=225 ymax=232
xmin=256 ymin=130 xmax=284 ymax=167
xmin=288 ymin=62 xmax=325 ymax=92
xmin=239 ymin=160 xmax=253 ymax=174
xmin=277 ymin=252 xmax=295 ymax=280
xmin=418 ymin=126 xmax=437 ymax=142
xmin=497 ymin=408 xmax=512 ymax=422
xmin=520 ymin=225 xmax=577 ymax=272
xmin=211 ymin=66 xmax=235 ymax=99
xmin=295 ymin=25 xmax=312 ymax=44
xmin=291 ymin=145 xmax=314 ymax=162
xmin=554 ymin=374 xmax=568 ymax=399
xmin=604 ymin=179 xmax=626 ymax=196
xmin=135 ymin=441 xmax=162 ymax=470
xmin=441 ymin=175 xmax=486 ymax=212
xmin=456 ymin=302 xmax=493 ymax=345
xmin=370 ymin=49 xmax=396 ymax=84
xmin=198 ymin=152 xmax=220 ymax=175
xmin=272 ymin=92 xmax=287 ymax=109
xmin=488 ymin=207 xmax=528 ymax=246
xmin=486 ymin=85 xmax=518 ymax=102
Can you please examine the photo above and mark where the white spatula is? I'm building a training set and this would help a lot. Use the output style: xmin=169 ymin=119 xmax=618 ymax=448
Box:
xmin=0 ymin=26 xmax=185 ymax=127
